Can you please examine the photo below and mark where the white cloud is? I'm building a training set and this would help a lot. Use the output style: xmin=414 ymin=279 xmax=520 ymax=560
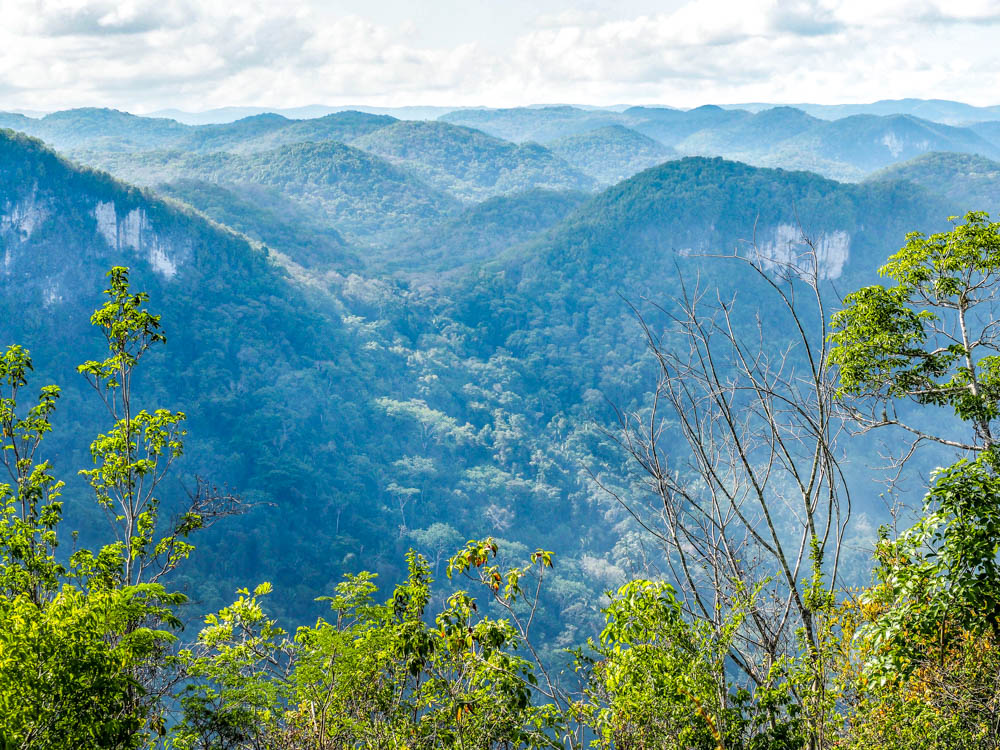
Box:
xmin=0 ymin=0 xmax=998 ymax=112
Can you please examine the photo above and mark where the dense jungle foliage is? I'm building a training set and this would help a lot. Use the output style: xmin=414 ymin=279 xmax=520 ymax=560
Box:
xmin=5 ymin=104 xmax=1000 ymax=746
xmin=5 ymin=211 xmax=1000 ymax=748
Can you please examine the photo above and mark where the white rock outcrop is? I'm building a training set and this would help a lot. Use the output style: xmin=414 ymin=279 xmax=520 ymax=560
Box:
xmin=756 ymin=223 xmax=850 ymax=280
xmin=1 ymin=192 xmax=48 ymax=243
xmin=92 ymin=201 xmax=182 ymax=278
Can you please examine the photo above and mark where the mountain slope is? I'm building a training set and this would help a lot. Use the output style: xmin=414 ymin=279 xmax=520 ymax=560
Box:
xmin=351 ymin=120 xmax=596 ymax=201
xmin=444 ymin=158 xmax=951 ymax=372
xmin=780 ymin=98 xmax=1000 ymax=124
xmin=3 ymin=107 xmax=189 ymax=151
xmin=386 ymin=188 xmax=590 ymax=273
xmin=71 ymin=141 xmax=461 ymax=246
xmin=154 ymin=178 xmax=360 ymax=270
xmin=218 ymin=111 xmax=398 ymax=153
xmin=438 ymin=106 xmax=622 ymax=143
xmin=969 ymin=120 xmax=1000 ymax=149
xmin=545 ymin=125 xmax=677 ymax=185
xmin=620 ymin=105 xmax=751 ymax=146
xmin=771 ymin=114 xmax=1000 ymax=180
xmin=865 ymin=151 xmax=1000 ymax=213
xmin=174 ymin=113 xmax=294 ymax=152
xmin=0 ymin=129 xmax=416 ymax=620
xmin=679 ymin=107 xmax=821 ymax=157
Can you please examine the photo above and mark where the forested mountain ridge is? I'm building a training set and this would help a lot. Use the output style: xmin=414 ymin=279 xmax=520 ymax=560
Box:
xmin=866 ymin=151 xmax=1000 ymax=213
xmin=0 ymin=128 xmax=410 ymax=618
xmin=8 ymin=104 xmax=1000 ymax=212
xmin=432 ymin=157 xmax=950 ymax=416
xmin=545 ymin=124 xmax=677 ymax=186
xmin=0 ymin=107 xmax=394 ymax=154
xmin=73 ymin=140 xmax=463 ymax=246
xmin=350 ymin=120 xmax=597 ymax=201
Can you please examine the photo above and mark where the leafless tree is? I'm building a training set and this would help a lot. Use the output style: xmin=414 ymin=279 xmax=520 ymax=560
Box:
xmin=594 ymin=231 xmax=852 ymax=745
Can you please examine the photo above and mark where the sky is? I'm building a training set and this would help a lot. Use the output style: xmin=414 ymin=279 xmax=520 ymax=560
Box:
xmin=1 ymin=0 xmax=999 ymax=114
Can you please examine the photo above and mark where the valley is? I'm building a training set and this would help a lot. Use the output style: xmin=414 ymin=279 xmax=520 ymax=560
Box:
xmin=2 ymin=96 xmax=999 ymax=747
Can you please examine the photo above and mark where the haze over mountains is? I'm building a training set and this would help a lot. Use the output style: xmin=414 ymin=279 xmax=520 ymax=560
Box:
xmin=0 ymin=96 xmax=995 ymax=629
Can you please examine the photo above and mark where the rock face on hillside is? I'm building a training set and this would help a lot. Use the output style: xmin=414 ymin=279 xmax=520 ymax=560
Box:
xmin=0 ymin=132 xmax=242 ymax=308
xmin=756 ymin=223 xmax=850 ymax=280
xmin=2 ymin=190 xmax=190 ymax=302
xmin=92 ymin=201 xmax=189 ymax=278
xmin=2 ymin=189 xmax=48 ymax=241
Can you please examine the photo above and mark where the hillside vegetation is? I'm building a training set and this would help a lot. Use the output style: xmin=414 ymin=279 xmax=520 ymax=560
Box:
xmin=2 ymin=99 xmax=1000 ymax=748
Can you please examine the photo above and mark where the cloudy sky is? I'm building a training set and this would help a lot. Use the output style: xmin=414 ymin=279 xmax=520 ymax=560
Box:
xmin=2 ymin=0 xmax=999 ymax=113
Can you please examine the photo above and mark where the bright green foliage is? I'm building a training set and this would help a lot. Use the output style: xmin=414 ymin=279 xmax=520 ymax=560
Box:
xmin=295 ymin=549 xmax=557 ymax=747
xmin=175 ymin=544 xmax=564 ymax=749
xmin=78 ymin=266 xmax=193 ymax=586
xmin=78 ymin=265 xmax=167 ymax=391
xmin=0 ymin=268 xmax=195 ymax=749
xmin=861 ymin=449 xmax=1000 ymax=679
xmin=0 ymin=344 xmax=64 ymax=603
xmin=580 ymin=580 xmax=806 ymax=750
xmin=172 ymin=582 xmax=293 ymax=750
xmin=830 ymin=213 xmax=1000 ymax=748
xmin=0 ymin=584 xmax=181 ymax=750
xmin=830 ymin=211 xmax=1000 ymax=446
xmin=583 ymin=580 xmax=727 ymax=749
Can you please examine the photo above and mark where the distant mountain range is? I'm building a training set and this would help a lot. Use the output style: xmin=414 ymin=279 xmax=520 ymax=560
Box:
xmin=866 ymin=151 xmax=1000 ymax=213
xmin=442 ymin=105 xmax=1000 ymax=181
xmin=147 ymin=105 xmax=469 ymax=125
xmin=130 ymin=98 xmax=1000 ymax=126
xmin=7 ymin=101 xmax=1000 ymax=193
xmin=722 ymin=98 xmax=1000 ymax=125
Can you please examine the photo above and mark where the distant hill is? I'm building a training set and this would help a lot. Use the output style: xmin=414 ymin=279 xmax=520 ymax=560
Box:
xmin=70 ymin=141 xmax=461 ymax=246
xmin=438 ymin=106 xmax=622 ymax=143
xmin=439 ymin=104 xmax=755 ymax=148
xmin=619 ymin=105 xmax=751 ymax=146
xmin=155 ymin=178 xmax=360 ymax=270
xmin=0 ymin=112 xmax=33 ymax=131
xmin=501 ymin=157 xmax=946 ymax=295
xmin=545 ymin=125 xmax=677 ymax=185
xmin=149 ymin=104 xmax=461 ymax=125
xmin=769 ymin=114 xmax=1000 ymax=180
xmin=351 ymin=120 xmax=596 ymax=201
xmin=0 ymin=107 xmax=401 ymax=156
xmin=865 ymin=151 xmax=1000 ymax=214
xmin=387 ymin=188 xmax=590 ymax=273
xmin=679 ymin=107 xmax=821 ymax=158
xmin=218 ymin=111 xmax=399 ymax=154
xmin=750 ymin=99 xmax=1000 ymax=125
xmin=969 ymin=120 xmax=1000 ymax=148
xmin=1 ymin=107 xmax=188 ymax=151
xmin=173 ymin=113 xmax=294 ymax=152
xmin=661 ymin=109 xmax=1000 ymax=181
